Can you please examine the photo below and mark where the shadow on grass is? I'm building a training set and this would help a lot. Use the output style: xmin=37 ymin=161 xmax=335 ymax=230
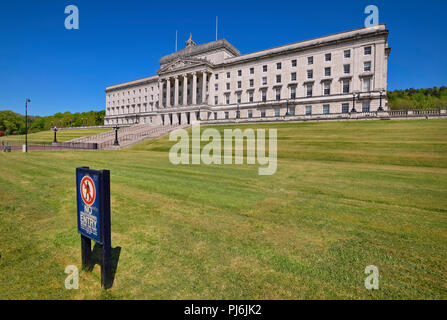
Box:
xmin=85 ymin=244 xmax=121 ymax=289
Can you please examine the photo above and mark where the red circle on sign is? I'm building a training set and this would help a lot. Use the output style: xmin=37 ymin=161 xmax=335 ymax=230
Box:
xmin=80 ymin=176 xmax=96 ymax=206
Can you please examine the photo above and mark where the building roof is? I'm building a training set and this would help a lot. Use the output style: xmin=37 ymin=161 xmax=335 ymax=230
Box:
xmin=159 ymin=38 xmax=240 ymax=65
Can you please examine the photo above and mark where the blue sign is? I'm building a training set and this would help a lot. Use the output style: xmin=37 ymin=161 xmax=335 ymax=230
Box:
xmin=76 ymin=168 xmax=102 ymax=243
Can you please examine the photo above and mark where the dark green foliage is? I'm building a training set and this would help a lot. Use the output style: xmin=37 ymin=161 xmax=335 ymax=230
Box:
xmin=0 ymin=110 xmax=105 ymax=135
xmin=388 ymin=86 xmax=447 ymax=110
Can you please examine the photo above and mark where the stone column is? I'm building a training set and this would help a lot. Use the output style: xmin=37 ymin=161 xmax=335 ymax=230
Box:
xmin=166 ymin=78 xmax=171 ymax=108
xmin=192 ymin=72 xmax=197 ymax=105
xmin=183 ymin=74 xmax=188 ymax=106
xmin=202 ymin=71 xmax=207 ymax=105
xmin=158 ymin=80 xmax=163 ymax=108
xmin=174 ymin=76 xmax=179 ymax=107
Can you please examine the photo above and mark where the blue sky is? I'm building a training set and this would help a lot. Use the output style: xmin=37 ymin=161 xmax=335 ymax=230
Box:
xmin=0 ymin=0 xmax=446 ymax=116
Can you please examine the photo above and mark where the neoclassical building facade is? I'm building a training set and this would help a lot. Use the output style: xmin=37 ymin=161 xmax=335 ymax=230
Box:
xmin=104 ymin=25 xmax=390 ymax=126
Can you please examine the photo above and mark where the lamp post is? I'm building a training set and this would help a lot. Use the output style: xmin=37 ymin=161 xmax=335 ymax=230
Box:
xmin=25 ymin=98 xmax=30 ymax=152
xmin=378 ymin=89 xmax=385 ymax=111
xmin=351 ymin=92 xmax=358 ymax=113
xmin=113 ymin=124 xmax=119 ymax=146
xmin=52 ymin=127 xmax=58 ymax=143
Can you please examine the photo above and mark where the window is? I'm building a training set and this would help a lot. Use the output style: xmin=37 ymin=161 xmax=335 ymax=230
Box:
xmin=344 ymin=50 xmax=351 ymax=58
xmin=290 ymin=87 xmax=296 ymax=99
xmin=277 ymin=62 xmax=282 ymax=70
xmin=291 ymin=72 xmax=297 ymax=81
xmin=323 ymin=82 xmax=331 ymax=95
xmin=262 ymin=77 xmax=267 ymax=85
xmin=364 ymin=46 xmax=372 ymax=55
xmin=225 ymin=111 xmax=229 ymax=119
xmin=342 ymin=103 xmax=349 ymax=113
xmin=307 ymin=70 xmax=313 ymax=79
xmin=249 ymin=79 xmax=254 ymax=87
xmin=325 ymin=53 xmax=331 ymax=61
xmin=289 ymin=106 xmax=295 ymax=116
xmin=344 ymin=64 xmax=351 ymax=74
xmin=237 ymin=93 xmax=241 ymax=103
xmin=306 ymin=84 xmax=313 ymax=97
xmin=237 ymin=81 xmax=242 ymax=89
xmin=364 ymin=61 xmax=371 ymax=72
xmin=215 ymin=84 xmax=219 ymax=91
xmin=308 ymin=56 xmax=313 ymax=65
xmin=262 ymin=90 xmax=267 ymax=102
xmin=276 ymin=88 xmax=281 ymax=101
xmin=249 ymin=91 xmax=254 ymax=102
xmin=305 ymin=106 xmax=312 ymax=115
xmin=250 ymin=67 xmax=254 ymax=74
xmin=263 ymin=65 xmax=267 ymax=72
xmin=325 ymin=67 xmax=331 ymax=77
xmin=214 ymin=96 xmax=218 ymax=104
xmin=275 ymin=108 xmax=280 ymax=117
xmin=276 ymin=75 xmax=281 ymax=83
xmin=261 ymin=110 xmax=266 ymax=118
xmin=236 ymin=110 xmax=240 ymax=118
xmin=238 ymin=70 xmax=242 ymax=76
xmin=342 ymin=80 xmax=350 ymax=93
xmin=291 ymin=59 xmax=297 ymax=67
xmin=226 ymin=72 xmax=230 ymax=78
xmin=363 ymin=78 xmax=371 ymax=92
xmin=214 ymin=112 xmax=217 ymax=119
xmin=248 ymin=110 xmax=253 ymax=118
xmin=362 ymin=101 xmax=370 ymax=112
xmin=215 ymin=74 xmax=219 ymax=80
xmin=226 ymin=83 xmax=230 ymax=90
xmin=323 ymin=104 xmax=330 ymax=114
xmin=226 ymin=94 xmax=230 ymax=104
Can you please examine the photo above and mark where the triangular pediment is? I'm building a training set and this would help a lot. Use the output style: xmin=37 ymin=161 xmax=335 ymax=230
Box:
xmin=159 ymin=58 xmax=209 ymax=74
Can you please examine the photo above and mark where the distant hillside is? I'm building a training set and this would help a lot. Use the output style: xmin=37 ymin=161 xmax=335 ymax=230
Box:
xmin=0 ymin=110 xmax=105 ymax=136
xmin=388 ymin=86 xmax=447 ymax=110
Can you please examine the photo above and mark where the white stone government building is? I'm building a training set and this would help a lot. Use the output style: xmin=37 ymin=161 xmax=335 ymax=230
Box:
xmin=104 ymin=25 xmax=390 ymax=126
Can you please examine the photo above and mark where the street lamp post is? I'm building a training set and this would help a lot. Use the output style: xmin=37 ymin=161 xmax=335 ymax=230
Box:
xmin=25 ymin=98 xmax=30 ymax=152
xmin=52 ymin=127 xmax=58 ymax=143
xmin=113 ymin=124 xmax=120 ymax=146
xmin=378 ymin=89 xmax=385 ymax=111
xmin=351 ymin=92 xmax=358 ymax=113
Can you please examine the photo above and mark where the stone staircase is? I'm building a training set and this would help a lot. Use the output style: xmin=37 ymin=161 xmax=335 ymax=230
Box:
xmin=66 ymin=123 xmax=189 ymax=150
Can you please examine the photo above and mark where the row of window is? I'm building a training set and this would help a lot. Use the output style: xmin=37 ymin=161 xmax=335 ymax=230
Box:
xmin=108 ymin=101 xmax=373 ymax=122
xmin=217 ymin=46 xmax=372 ymax=79
xmin=217 ymin=102 xmax=371 ymax=119
xmin=214 ymin=77 xmax=371 ymax=104
xmin=214 ymin=62 xmax=371 ymax=92
xmin=108 ymin=86 xmax=157 ymax=99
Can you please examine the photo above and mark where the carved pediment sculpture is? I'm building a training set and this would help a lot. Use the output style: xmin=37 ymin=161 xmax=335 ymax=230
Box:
xmin=159 ymin=57 xmax=210 ymax=73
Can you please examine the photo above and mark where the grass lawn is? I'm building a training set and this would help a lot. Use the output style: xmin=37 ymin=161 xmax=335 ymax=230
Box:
xmin=0 ymin=128 xmax=111 ymax=145
xmin=0 ymin=119 xmax=446 ymax=299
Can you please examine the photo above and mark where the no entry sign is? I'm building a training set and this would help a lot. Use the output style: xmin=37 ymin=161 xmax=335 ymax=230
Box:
xmin=80 ymin=176 xmax=96 ymax=206
xmin=76 ymin=167 xmax=112 ymax=288
xmin=76 ymin=170 xmax=102 ymax=243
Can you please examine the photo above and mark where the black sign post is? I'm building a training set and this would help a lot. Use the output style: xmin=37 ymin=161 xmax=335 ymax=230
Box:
xmin=76 ymin=167 xmax=112 ymax=289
